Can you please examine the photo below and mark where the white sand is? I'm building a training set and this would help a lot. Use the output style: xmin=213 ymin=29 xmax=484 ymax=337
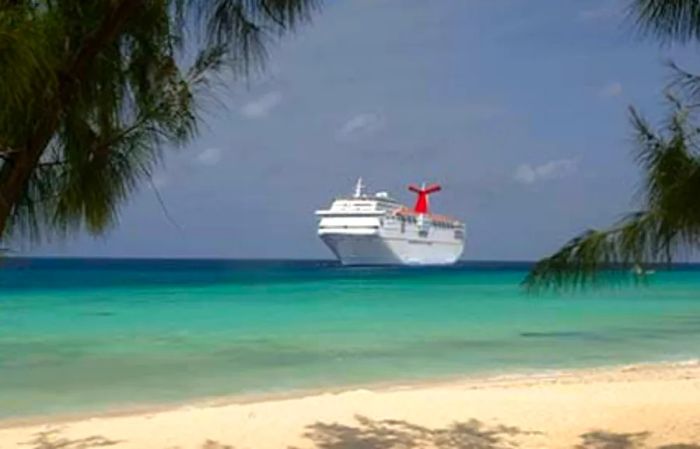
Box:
xmin=2 ymin=362 xmax=699 ymax=449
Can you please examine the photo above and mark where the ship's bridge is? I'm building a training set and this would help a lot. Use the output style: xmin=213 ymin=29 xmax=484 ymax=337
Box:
xmin=317 ymin=196 xmax=399 ymax=216
xmin=315 ymin=180 xmax=398 ymax=235
xmin=316 ymin=179 xmax=400 ymax=217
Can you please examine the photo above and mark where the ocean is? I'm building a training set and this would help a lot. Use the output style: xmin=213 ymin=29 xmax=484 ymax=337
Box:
xmin=1 ymin=258 xmax=699 ymax=420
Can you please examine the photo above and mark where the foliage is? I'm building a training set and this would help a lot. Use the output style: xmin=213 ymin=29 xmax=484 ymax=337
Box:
xmin=525 ymin=91 xmax=700 ymax=290
xmin=524 ymin=0 xmax=700 ymax=290
xmin=0 ymin=0 xmax=319 ymax=242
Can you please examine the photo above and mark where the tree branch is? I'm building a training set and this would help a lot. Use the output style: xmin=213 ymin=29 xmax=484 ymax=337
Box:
xmin=0 ymin=0 xmax=144 ymax=238
xmin=523 ymin=211 xmax=665 ymax=292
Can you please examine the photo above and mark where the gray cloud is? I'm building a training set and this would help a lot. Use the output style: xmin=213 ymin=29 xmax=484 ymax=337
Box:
xmin=151 ymin=172 xmax=169 ymax=189
xmin=195 ymin=147 xmax=223 ymax=166
xmin=241 ymin=91 xmax=283 ymax=118
xmin=514 ymin=158 xmax=578 ymax=185
xmin=336 ymin=113 xmax=385 ymax=140
xmin=598 ymin=81 xmax=623 ymax=98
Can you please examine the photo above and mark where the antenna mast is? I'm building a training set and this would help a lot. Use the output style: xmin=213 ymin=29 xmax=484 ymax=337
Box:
xmin=353 ymin=177 xmax=365 ymax=198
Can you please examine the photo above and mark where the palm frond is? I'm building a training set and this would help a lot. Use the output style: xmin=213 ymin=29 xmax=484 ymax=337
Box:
xmin=631 ymin=0 xmax=700 ymax=43
xmin=523 ymin=211 xmax=671 ymax=291
xmin=193 ymin=0 xmax=320 ymax=74
xmin=0 ymin=7 xmax=60 ymax=149
xmin=0 ymin=0 xmax=320 ymax=243
xmin=526 ymin=93 xmax=700 ymax=290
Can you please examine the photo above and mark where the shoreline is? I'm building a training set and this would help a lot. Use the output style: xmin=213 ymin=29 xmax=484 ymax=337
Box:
xmin=2 ymin=358 xmax=698 ymax=428
xmin=2 ymin=360 xmax=699 ymax=448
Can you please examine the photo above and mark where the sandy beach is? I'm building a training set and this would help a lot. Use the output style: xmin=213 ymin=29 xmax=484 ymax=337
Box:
xmin=1 ymin=362 xmax=699 ymax=449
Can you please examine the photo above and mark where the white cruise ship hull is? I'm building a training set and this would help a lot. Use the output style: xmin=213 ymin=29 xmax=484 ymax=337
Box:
xmin=319 ymin=232 xmax=463 ymax=266
xmin=316 ymin=178 xmax=466 ymax=266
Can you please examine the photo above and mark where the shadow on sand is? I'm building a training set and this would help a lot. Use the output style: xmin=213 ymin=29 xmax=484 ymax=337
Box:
xmin=575 ymin=430 xmax=700 ymax=449
xmin=18 ymin=417 xmax=700 ymax=449
xmin=296 ymin=417 xmax=700 ymax=449
xmin=293 ymin=415 xmax=528 ymax=449
xmin=20 ymin=429 xmax=120 ymax=449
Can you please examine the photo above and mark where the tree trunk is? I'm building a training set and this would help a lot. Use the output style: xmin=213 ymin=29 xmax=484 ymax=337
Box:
xmin=0 ymin=124 xmax=59 ymax=240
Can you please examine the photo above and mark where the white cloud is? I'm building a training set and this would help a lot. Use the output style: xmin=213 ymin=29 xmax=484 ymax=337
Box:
xmin=514 ymin=158 xmax=578 ymax=185
xmin=241 ymin=91 xmax=283 ymax=118
xmin=195 ymin=147 xmax=222 ymax=166
xmin=337 ymin=113 xmax=385 ymax=140
xmin=599 ymin=81 xmax=623 ymax=98
xmin=151 ymin=173 xmax=169 ymax=189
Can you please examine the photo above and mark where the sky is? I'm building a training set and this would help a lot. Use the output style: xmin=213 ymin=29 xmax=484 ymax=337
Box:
xmin=26 ymin=0 xmax=700 ymax=260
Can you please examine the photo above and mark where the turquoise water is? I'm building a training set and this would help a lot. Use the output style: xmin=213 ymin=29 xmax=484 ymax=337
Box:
xmin=1 ymin=258 xmax=699 ymax=419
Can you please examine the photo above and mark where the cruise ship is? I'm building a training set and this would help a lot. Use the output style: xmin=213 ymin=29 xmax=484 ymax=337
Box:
xmin=315 ymin=179 xmax=465 ymax=265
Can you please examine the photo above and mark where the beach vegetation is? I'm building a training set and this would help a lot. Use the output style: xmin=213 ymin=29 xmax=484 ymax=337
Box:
xmin=525 ymin=0 xmax=700 ymax=290
xmin=0 ymin=0 xmax=318 ymax=243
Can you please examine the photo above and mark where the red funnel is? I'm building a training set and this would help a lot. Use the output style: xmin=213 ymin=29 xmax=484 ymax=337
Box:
xmin=408 ymin=183 xmax=441 ymax=214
